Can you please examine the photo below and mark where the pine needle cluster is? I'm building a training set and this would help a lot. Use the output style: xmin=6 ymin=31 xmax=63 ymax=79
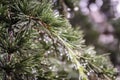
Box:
xmin=0 ymin=0 xmax=115 ymax=80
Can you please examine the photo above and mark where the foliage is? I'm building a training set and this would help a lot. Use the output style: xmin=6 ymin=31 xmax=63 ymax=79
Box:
xmin=0 ymin=0 xmax=116 ymax=80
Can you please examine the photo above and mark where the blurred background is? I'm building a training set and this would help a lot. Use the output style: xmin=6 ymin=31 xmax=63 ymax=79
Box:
xmin=54 ymin=0 xmax=120 ymax=75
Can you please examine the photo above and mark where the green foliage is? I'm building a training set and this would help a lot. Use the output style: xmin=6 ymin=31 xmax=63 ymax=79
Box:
xmin=0 ymin=0 xmax=115 ymax=80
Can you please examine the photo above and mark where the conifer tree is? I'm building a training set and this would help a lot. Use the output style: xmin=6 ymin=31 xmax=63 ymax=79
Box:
xmin=0 ymin=0 xmax=116 ymax=80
